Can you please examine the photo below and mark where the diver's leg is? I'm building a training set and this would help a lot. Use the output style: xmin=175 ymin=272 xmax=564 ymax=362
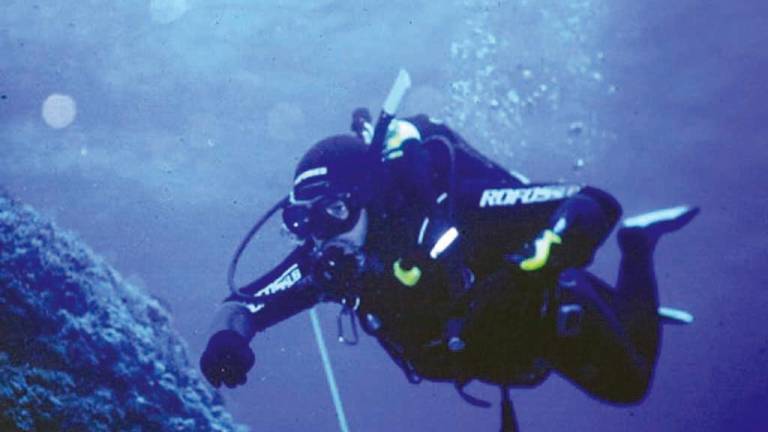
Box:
xmin=614 ymin=206 xmax=699 ymax=363
xmin=549 ymin=206 xmax=699 ymax=403
xmin=548 ymin=270 xmax=652 ymax=404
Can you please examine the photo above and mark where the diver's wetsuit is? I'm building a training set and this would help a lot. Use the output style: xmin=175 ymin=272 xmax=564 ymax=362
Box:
xmin=214 ymin=115 xmax=661 ymax=404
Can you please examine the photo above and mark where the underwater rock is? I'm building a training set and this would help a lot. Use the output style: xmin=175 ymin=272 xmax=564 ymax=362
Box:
xmin=0 ymin=193 xmax=245 ymax=432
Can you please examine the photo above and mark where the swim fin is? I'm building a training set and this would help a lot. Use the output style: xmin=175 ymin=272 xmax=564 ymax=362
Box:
xmin=658 ymin=306 xmax=694 ymax=325
xmin=618 ymin=205 xmax=699 ymax=251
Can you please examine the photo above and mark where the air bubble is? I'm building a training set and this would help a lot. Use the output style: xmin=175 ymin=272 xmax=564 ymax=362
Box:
xmin=41 ymin=93 xmax=77 ymax=129
xmin=149 ymin=0 xmax=188 ymax=24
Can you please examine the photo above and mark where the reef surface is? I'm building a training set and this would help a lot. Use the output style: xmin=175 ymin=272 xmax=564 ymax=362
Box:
xmin=0 ymin=193 xmax=244 ymax=431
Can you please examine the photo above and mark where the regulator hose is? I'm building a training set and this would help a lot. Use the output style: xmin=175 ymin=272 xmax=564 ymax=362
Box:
xmin=227 ymin=196 xmax=289 ymax=297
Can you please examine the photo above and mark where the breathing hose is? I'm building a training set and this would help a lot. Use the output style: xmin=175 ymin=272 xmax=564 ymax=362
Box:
xmin=227 ymin=196 xmax=289 ymax=298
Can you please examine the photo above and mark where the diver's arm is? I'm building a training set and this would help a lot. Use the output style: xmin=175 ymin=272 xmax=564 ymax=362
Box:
xmin=208 ymin=243 xmax=321 ymax=341
xmin=541 ymin=185 xmax=622 ymax=268
xmin=465 ymin=181 xmax=622 ymax=270
xmin=201 ymin=243 xmax=322 ymax=388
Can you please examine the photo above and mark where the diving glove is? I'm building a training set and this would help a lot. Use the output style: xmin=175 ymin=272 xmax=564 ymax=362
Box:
xmin=200 ymin=330 xmax=255 ymax=389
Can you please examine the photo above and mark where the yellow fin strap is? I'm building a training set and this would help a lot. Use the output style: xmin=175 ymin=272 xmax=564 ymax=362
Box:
xmin=519 ymin=230 xmax=563 ymax=272
xmin=393 ymin=259 xmax=422 ymax=287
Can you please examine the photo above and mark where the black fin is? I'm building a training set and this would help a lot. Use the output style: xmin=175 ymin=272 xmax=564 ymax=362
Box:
xmin=618 ymin=206 xmax=699 ymax=254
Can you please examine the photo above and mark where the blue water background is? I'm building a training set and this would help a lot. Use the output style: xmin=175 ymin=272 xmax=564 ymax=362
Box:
xmin=1 ymin=0 xmax=766 ymax=430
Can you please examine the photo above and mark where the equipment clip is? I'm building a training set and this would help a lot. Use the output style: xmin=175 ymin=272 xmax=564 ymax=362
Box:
xmin=336 ymin=297 xmax=360 ymax=345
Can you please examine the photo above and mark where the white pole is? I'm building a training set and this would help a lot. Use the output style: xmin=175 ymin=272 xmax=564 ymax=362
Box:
xmin=310 ymin=308 xmax=351 ymax=432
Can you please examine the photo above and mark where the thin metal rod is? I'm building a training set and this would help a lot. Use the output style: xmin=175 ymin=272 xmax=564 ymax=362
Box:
xmin=310 ymin=308 xmax=351 ymax=432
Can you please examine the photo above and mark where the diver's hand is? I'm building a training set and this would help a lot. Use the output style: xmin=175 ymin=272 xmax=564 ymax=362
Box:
xmin=200 ymin=330 xmax=255 ymax=389
xmin=312 ymin=241 xmax=364 ymax=297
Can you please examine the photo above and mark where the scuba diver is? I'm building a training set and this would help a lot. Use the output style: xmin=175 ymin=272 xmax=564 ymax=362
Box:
xmin=200 ymin=74 xmax=697 ymax=430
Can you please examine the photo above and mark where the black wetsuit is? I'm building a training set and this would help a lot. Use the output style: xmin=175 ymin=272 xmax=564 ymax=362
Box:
xmin=220 ymin=115 xmax=660 ymax=404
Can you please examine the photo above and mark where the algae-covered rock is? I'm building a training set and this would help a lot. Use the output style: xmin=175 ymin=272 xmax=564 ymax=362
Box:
xmin=0 ymin=193 xmax=245 ymax=431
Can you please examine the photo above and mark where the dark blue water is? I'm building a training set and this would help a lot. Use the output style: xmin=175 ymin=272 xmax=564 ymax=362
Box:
xmin=2 ymin=0 xmax=766 ymax=430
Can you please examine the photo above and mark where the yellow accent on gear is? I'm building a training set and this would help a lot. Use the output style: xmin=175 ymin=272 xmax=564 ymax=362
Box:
xmin=384 ymin=120 xmax=421 ymax=152
xmin=393 ymin=259 xmax=422 ymax=287
xmin=519 ymin=230 xmax=563 ymax=272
